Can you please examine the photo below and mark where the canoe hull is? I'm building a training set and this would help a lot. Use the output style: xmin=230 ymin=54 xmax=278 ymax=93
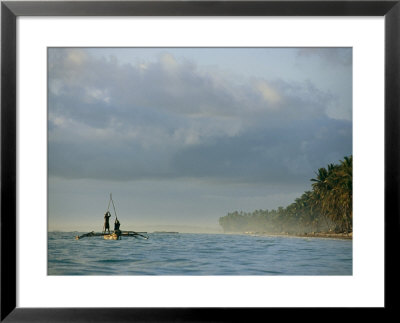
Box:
xmin=103 ymin=232 xmax=120 ymax=240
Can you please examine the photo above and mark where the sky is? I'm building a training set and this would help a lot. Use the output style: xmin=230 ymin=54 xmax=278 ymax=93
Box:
xmin=48 ymin=47 xmax=352 ymax=232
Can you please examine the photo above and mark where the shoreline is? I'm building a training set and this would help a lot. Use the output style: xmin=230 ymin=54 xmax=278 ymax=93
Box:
xmin=295 ymin=232 xmax=352 ymax=239
xmin=241 ymin=231 xmax=353 ymax=240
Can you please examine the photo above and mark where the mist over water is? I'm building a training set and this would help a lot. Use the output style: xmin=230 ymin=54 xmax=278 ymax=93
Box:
xmin=48 ymin=232 xmax=352 ymax=275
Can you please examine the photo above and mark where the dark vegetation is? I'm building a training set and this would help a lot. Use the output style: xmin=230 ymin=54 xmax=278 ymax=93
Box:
xmin=219 ymin=156 xmax=352 ymax=235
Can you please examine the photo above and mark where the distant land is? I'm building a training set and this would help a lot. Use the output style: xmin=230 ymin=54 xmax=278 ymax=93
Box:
xmin=135 ymin=224 xmax=223 ymax=234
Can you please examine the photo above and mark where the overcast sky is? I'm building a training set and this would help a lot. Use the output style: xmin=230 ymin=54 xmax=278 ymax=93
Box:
xmin=48 ymin=47 xmax=352 ymax=232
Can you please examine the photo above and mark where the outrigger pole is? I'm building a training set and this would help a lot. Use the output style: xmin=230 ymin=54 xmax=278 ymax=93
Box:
xmin=124 ymin=231 xmax=149 ymax=240
xmin=75 ymin=232 xmax=111 ymax=240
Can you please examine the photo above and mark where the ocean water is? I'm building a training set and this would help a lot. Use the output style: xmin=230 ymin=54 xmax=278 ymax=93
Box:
xmin=48 ymin=232 xmax=352 ymax=275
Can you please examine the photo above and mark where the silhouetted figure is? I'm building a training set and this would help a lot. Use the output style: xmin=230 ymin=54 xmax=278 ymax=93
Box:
xmin=114 ymin=218 xmax=121 ymax=231
xmin=103 ymin=211 xmax=111 ymax=233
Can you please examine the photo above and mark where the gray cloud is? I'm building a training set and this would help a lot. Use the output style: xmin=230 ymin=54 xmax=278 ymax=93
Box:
xmin=48 ymin=48 xmax=352 ymax=185
xmin=171 ymin=117 xmax=351 ymax=184
xmin=297 ymin=48 xmax=352 ymax=66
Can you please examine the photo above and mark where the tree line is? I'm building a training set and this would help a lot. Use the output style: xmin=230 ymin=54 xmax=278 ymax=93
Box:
xmin=219 ymin=156 xmax=352 ymax=234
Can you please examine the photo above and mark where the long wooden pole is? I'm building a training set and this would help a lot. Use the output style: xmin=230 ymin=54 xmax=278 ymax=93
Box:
xmin=110 ymin=193 xmax=117 ymax=219
xmin=107 ymin=194 xmax=112 ymax=211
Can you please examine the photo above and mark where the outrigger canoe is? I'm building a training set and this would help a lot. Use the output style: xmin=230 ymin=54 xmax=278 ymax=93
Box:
xmin=75 ymin=230 xmax=149 ymax=240
xmin=75 ymin=194 xmax=149 ymax=241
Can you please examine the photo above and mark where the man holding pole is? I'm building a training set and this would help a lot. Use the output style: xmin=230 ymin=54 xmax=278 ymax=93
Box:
xmin=103 ymin=211 xmax=112 ymax=233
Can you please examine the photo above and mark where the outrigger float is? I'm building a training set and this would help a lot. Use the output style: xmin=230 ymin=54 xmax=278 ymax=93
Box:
xmin=75 ymin=194 xmax=149 ymax=241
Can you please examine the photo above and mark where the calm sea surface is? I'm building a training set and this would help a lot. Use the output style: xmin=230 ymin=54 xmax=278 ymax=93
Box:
xmin=48 ymin=232 xmax=352 ymax=275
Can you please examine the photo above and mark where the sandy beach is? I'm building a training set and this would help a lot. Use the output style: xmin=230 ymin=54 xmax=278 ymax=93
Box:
xmin=242 ymin=231 xmax=353 ymax=240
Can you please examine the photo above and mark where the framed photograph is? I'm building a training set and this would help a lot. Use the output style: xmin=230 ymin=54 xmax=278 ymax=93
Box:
xmin=1 ymin=1 xmax=398 ymax=321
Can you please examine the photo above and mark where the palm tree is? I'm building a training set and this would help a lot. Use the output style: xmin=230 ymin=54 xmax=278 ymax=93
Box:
xmin=310 ymin=156 xmax=352 ymax=233
xmin=310 ymin=166 xmax=333 ymax=229
xmin=218 ymin=156 xmax=352 ymax=234
xmin=335 ymin=156 xmax=352 ymax=232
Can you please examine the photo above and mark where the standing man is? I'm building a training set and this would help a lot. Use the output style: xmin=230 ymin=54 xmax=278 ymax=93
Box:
xmin=103 ymin=211 xmax=112 ymax=233
xmin=114 ymin=218 xmax=121 ymax=231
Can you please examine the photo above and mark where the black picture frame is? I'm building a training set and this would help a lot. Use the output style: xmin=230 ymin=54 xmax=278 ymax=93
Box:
xmin=1 ymin=1 xmax=399 ymax=321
